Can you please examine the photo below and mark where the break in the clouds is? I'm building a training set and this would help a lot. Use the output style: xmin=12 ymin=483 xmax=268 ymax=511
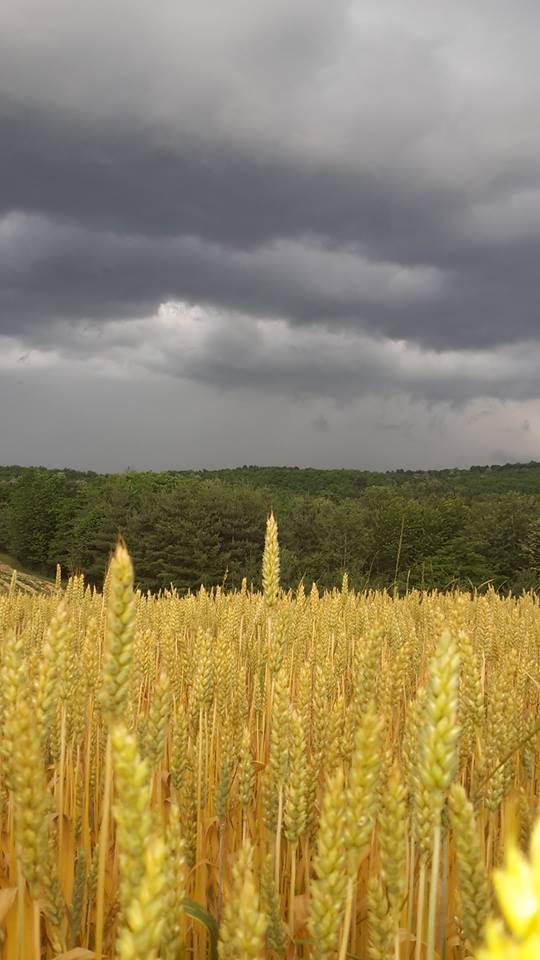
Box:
xmin=1 ymin=0 xmax=539 ymax=469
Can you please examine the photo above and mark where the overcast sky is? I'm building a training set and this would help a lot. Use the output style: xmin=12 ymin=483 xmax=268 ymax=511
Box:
xmin=1 ymin=0 xmax=539 ymax=471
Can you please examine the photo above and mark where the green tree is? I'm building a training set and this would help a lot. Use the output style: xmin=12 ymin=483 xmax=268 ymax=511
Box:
xmin=7 ymin=469 xmax=70 ymax=569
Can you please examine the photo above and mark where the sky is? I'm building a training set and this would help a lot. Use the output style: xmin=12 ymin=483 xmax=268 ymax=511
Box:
xmin=1 ymin=0 xmax=540 ymax=472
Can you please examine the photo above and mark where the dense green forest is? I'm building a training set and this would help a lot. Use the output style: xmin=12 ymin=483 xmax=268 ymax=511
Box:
xmin=1 ymin=462 xmax=540 ymax=593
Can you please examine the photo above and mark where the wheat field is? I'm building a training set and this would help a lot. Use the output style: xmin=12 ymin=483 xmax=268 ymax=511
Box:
xmin=0 ymin=514 xmax=539 ymax=959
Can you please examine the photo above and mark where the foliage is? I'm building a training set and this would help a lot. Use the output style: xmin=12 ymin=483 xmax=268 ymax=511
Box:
xmin=1 ymin=462 xmax=540 ymax=592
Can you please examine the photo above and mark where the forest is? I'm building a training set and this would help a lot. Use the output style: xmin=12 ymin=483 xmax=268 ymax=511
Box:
xmin=1 ymin=461 xmax=540 ymax=594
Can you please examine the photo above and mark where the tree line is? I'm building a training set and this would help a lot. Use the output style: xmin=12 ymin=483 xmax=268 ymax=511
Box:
xmin=1 ymin=463 xmax=540 ymax=593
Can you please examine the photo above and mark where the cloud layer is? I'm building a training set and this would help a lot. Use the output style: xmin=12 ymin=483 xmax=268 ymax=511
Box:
xmin=1 ymin=0 xmax=539 ymax=468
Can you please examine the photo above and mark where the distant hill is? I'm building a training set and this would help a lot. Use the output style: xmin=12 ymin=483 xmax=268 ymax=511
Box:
xmin=0 ymin=552 xmax=54 ymax=595
xmin=1 ymin=461 xmax=540 ymax=595
xmin=192 ymin=461 xmax=540 ymax=499
xmin=2 ymin=460 xmax=540 ymax=499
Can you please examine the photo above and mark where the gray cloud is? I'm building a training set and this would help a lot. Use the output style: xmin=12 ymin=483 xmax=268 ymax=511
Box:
xmin=1 ymin=0 xmax=540 ymax=468
xmin=1 ymin=359 xmax=538 ymax=473
xmin=3 ymin=301 xmax=539 ymax=408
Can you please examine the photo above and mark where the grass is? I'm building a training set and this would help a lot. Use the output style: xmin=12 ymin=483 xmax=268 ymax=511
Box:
xmin=0 ymin=552 xmax=54 ymax=594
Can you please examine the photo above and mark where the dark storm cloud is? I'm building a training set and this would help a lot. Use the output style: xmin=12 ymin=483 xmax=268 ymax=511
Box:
xmin=0 ymin=213 xmax=446 ymax=347
xmin=2 ymin=0 xmax=540 ymax=408
xmin=3 ymin=112 xmax=540 ymax=354
xmin=8 ymin=301 xmax=534 ymax=409
xmin=1 ymin=110 xmax=443 ymax=251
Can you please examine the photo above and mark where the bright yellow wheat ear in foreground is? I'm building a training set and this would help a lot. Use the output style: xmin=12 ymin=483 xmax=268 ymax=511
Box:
xmin=478 ymin=818 xmax=540 ymax=959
